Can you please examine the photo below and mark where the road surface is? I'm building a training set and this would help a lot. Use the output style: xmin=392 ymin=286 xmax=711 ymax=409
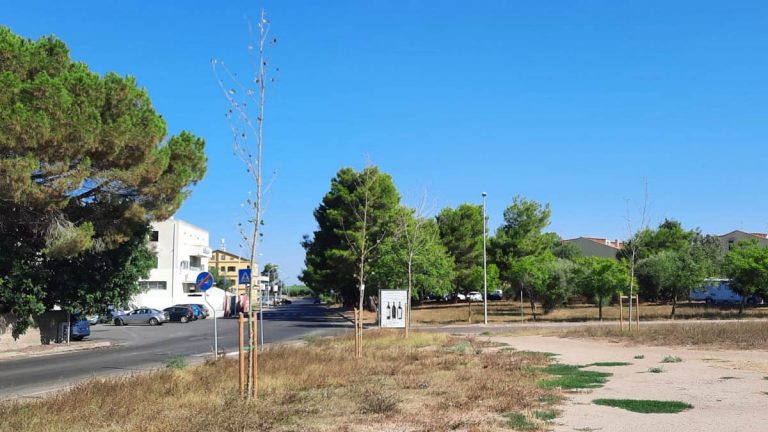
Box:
xmin=0 ymin=299 xmax=350 ymax=399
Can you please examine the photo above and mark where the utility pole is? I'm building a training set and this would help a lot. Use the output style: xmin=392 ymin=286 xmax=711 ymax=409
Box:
xmin=482 ymin=192 xmax=488 ymax=325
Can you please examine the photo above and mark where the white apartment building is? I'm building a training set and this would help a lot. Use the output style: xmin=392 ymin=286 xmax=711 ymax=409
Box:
xmin=133 ymin=218 xmax=226 ymax=312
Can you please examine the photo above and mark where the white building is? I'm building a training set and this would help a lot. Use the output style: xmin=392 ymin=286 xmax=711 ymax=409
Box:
xmin=133 ymin=218 xmax=227 ymax=314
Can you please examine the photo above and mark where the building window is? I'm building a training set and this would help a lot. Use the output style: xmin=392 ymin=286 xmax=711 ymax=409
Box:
xmin=220 ymin=266 xmax=226 ymax=272
xmin=150 ymin=231 xmax=159 ymax=242
xmin=190 ymin=256 xmax=202 ymax=270
xmin=139 ymin=281 xmax=167 ymax=290
xmin=227 ymin=266 xmax=236 ymax=272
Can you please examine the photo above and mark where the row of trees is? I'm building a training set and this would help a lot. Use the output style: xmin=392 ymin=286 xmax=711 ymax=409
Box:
xmin=301 ymin=165 xmax=768 ymax=318
xmin=0 ymin=27 xmax=207 ymax=336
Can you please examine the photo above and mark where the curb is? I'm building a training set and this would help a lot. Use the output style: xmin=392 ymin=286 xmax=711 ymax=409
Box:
xmin=0 ymin=341 xmax=113 ymax=362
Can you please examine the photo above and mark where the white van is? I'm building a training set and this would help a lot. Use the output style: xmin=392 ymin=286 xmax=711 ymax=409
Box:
xmin=689 ymin=279 xmax=762 ymax=306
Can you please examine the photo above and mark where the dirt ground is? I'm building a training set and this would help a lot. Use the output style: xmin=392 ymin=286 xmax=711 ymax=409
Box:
xmin=491 ymin=335 xmax=768 ymax=432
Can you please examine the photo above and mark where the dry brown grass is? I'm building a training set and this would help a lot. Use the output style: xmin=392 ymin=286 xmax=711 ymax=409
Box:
xmin=561 ymin=321 xmax=768 ymax=350
xmin=411 ymin=301 xmax=768 ymax=325
xmin=0 ymin=331 xmax=562 ymax=432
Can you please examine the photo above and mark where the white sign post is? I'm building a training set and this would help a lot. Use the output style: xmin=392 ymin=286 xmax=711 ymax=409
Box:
xmin=379 ymin=289 xmax=408 ymax=328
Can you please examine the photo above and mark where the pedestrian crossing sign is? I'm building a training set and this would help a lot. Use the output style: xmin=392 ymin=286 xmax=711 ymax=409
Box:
xmin=238 ymin=268 xmax=251 ymax=285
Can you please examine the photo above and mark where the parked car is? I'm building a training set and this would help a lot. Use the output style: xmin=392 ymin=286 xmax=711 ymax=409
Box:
xmin=175 ymin=304 xmax=204 ymax=319
xmin=69 ymin=314 xmax=91 ymax=341
xmin=163 ymin=306 xmax=195 ymax=323
xmin=488 ymin=290 xmax=503 ymax=301
xmin=113 ymin=308 xmax=168 ymax=326
xmin=191 ymin=304 xmax=210 ymax=318
xmin=690 ymin=279 xmax=763 ymax=306
xmin=467 ymin=291 xmax=483 ymax=302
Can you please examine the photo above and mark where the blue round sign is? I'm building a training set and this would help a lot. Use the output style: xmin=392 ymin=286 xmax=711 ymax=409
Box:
xmin=196 ymin=272 xmax=214 ymax=292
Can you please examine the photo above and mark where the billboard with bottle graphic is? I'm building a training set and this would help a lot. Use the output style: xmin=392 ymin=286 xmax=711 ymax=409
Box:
xmin=379 ymin=289 xmax=407 ymax=328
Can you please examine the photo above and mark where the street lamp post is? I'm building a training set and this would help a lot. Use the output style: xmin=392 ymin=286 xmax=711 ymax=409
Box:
xmin=482 ymin=192 xmax=488 ymax=325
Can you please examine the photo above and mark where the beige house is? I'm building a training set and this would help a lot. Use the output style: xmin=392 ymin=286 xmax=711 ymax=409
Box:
xmin=208 ymin=250 xmax=269 ymax=296
xmin=563 ymin=237 xmax=623 ymax=259
xmin=718 ymin=230 xmax=768 ymax=254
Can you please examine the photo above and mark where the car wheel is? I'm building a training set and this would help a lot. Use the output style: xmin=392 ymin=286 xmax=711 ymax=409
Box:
xmin=149 ymin=318 xmax=159 ymax=326
xmin=180 ymin=316 xmax=188 ymax=323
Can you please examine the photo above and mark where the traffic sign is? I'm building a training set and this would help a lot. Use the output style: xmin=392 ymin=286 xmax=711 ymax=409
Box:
xmin=196 ymin=272 xmax=214 ymax=292
xmin=238 ymin=268 xmax=251 ymax=285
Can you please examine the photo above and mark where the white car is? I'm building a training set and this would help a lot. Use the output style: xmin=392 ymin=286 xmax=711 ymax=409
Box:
xmin=467 ymin=291 xmax=483 ymax=302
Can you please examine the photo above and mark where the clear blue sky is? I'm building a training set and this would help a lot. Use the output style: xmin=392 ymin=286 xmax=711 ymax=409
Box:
xmin=5 ymin=1 xmax=768 ymax=283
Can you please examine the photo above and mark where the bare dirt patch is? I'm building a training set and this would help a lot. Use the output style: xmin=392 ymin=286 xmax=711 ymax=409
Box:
xmin=490 ymin=335 xmax=768 ymax=432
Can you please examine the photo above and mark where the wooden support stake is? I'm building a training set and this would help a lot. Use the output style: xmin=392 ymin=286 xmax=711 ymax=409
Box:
xmin=358 ymin=309 xmax=363 ymax=358
xmin=619 ymin=295 xmax=624 ymax=332
xmin=238 ymin=312 xmax=245 ymax=398
xmin=251 ymin=309 xmax=258 ymax=398
xmin=354 ymin=308 xmax=358 ymax=358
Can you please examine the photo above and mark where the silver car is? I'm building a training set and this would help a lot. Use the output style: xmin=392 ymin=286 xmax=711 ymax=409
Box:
xmin=113 ymin=308 xmax=168 ymax=326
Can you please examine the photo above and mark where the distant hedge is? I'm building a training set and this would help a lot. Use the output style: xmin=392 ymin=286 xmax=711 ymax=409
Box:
xmin=285 ymin=285 xmax=314 ymax=296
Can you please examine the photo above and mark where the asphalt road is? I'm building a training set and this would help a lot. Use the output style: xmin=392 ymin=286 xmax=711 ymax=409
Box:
xmin=0 ymin=298 xmax=351 ymax=399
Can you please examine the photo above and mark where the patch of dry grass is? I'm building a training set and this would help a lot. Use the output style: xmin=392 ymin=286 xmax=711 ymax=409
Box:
xmin=411 ymin=301 xmax=768 ymax=325
xmin=0 ymin=330 xmax=561 ymax=432
xmin=561 ymin=321 xmax=768 ymax=350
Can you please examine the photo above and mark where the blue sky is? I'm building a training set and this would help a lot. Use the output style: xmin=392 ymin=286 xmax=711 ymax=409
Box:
xmin=5 ymin=1 xmax=768 ymax=283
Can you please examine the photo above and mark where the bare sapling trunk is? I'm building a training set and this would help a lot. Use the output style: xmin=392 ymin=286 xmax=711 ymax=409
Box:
xmin=212 ymin=8 xmax=275 ymax=398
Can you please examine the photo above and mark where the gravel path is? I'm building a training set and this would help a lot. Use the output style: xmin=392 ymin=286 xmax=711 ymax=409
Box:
xmin=492 ymin=335 xmax=768 ymax=432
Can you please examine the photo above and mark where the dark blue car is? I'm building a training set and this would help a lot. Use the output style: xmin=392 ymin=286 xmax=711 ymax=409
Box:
xmin=174 ymin=304 xmax=203 ymax=320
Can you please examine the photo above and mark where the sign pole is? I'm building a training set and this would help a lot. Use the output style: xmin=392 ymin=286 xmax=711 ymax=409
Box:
xmin=196 ymin=272 xmax=217 ymax=357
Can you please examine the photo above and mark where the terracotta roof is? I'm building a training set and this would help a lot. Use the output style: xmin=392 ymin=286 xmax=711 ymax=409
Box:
xmin=582 ymin=237 xmax=624 ymax=249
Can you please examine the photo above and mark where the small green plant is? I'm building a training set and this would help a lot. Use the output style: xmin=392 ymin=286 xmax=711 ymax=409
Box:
xmin=503 ymin=412 xmax=535 ymax=430
xmin=446 ymin=341 xmax=471 ymax=353
xmin=634 ymin=354 xmax=645 ymax=359
xmin=534 ymin=410 xmax=557 ymax=421
xmin=593 ymin=399 xmax=692 ymax=413
xmin=359 ymin=389 xmax=400 ymax=414
xmin=480 ymin=331 xmax=492 ymax=336
xmin=648 ymin=367 xmax=664 ymax=373
xmin=538 ymin=364 xmax=612 ymax=389
xmin=661 ymin=355 xmax=682 ymax=363
xmin=164 ymin=354 xmax=187 ymax=370
xmin=587 ymin=362 xmax=631 ymax=367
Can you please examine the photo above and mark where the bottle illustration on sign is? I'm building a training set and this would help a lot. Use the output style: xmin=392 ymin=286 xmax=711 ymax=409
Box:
xmin=397 ymin=302 xmax=403 ymax=319
xmin=386 ymin=302 xmax=391 ymax=320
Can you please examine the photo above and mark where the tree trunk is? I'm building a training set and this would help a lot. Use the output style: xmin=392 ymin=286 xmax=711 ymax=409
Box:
xmin=739 ymin=299 xmax=745 ymax=315
xmin=670 ymin=294 xmax=677 ymax=320
xmin=528 ymin=293 xmax=536 ymax=322
xmin=598 ymin=296 xmax=603 ymax=321
xmin=468 ymin=298 xmax=472 ymax=323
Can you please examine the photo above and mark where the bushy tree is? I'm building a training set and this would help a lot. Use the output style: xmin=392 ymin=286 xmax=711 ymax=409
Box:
xmin=508 ymin=253 xmax=555 ymax=320
xmin=574 ymin=257 xmax=630 ymax=320
xmin=436 ymin=204 xmax=483 ymax=296
xmin=490 ymin=196 xmax=554 ymax=281
xmin=541 ymin=258 xmax=579 ymax=312
xmin=0 ymin=27 xmax=206 ymax=335
xmin=725 ymin=240 xmax=768 ymax=314
xmin=369 ymin=216 xmax=454 ymax=300
xmin=300 ymin=166 xmax=400 ymax=308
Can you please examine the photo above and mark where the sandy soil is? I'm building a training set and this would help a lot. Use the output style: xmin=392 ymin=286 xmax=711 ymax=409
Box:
xmin=491 ymin=335 xmax=768 ymax=432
